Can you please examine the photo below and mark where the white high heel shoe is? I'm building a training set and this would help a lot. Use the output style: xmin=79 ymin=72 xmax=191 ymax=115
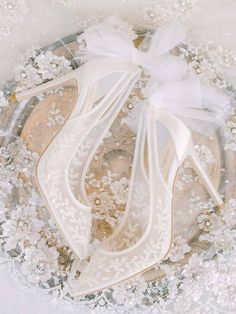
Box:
xmin=71 ymin=100 xmax=223 ymax=295
xmin=15 ymin=58 xmax=141 ymax=260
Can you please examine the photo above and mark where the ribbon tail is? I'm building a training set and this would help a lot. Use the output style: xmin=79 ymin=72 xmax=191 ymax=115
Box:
xmin=148 ymin=77 xmax=229 ymax=134
xmin=83 ymin=20 xmax=135 ymax=61
xmin=149 ymin=22 xmax=186 ymax=56
xmin=202 ymin=85 xmax=230 ymax=120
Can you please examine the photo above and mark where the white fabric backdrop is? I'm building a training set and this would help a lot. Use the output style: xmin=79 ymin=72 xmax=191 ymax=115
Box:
xmin=0 ymin=269 xmax=92 ymax=314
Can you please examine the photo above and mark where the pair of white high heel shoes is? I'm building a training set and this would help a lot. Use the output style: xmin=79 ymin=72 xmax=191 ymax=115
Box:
xmin=15 ymin=22 xmax=224 ymax=296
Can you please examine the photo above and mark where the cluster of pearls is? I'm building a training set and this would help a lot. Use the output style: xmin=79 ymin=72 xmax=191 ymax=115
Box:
xmin=14 ymin=51 xmax=72 ymax=90
xmin=224 ymin=93 xmax=236 ymax=151
xmin=179 ymin=42 xmax=236 ymax=89
xmin=225 ymin=118 xmax=236 ymax=151
xmin=35 ymin=51 xmax=72 ymax=80
xmin=195 ymin=144 xmax=215 ymax=164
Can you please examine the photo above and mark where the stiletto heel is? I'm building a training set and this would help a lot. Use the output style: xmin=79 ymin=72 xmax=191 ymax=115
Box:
xmin=185 ymin=142 xmax=223 ymax=206
xmin=15 ymin=71 xmax=80 ymax=102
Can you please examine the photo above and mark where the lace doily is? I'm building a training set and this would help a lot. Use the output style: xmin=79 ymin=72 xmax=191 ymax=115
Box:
xmin=0 ymin=14 xmax=236 ymax=314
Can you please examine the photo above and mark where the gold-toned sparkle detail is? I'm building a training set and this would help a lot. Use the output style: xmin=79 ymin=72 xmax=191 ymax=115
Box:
xmin=9 ymin=93 xmax=17 ymax=103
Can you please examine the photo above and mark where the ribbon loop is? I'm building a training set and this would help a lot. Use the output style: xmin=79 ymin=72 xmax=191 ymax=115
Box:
xmin=83 ymin=17 xmax=186 ymax=75
xmin=147 ymin=77 xmax=229 ymax=125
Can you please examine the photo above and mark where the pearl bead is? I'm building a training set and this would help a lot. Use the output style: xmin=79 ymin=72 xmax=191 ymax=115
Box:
xmin=127 ymin=103 xmax=133 ymax=110
xmin=196 ymin=67 xmax=202 ymax=74
xmin=94 ymin=198 xmax=101 ymax=205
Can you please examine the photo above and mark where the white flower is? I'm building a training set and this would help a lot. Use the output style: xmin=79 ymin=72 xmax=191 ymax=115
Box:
xmin=36 ymin=51 xmax=72 ymax=81
xmin=181 ymin=253 xmax=203 ymax=278
xmin=110 ymin=177 xmax=129 ymax=205
xmin=89 ymin=191 xmax=123 ymax=228
xmin=207 ymin=251 xmax=236 ymax=311
xmin=111 ymin=277 xmax=147 ymax=308
xmin=100 ymin=171 xmax=115 ymax=186
xmin=15 ymin=51 xmax=72 ymax=90
xmin=197 ymin=212 xmax=222 ymax=232
xmin=4 ymin=237 xmax=18 ymax=252
xmin=2 ymin=203 xmax=44 ymax=251
xmin=165 ymin=236 xmax=191 ymax=262
xmin=112 ymin=287 xmax=127 ymax=305
xmin=0 ymin=201 xmax=8 ymax=221
xmin=22 ymin=239 xmax=59 ymax=284
xmin=200 ymin=228 xmax=236 ymax=252
xmin=15 ymin=64 xmax=42 ymax=90
xmin=221 ymin=198 xmax=236 ymax=228
xmin=0 ymin=91 xmax=8 ymax=112
xmin=90 ymin=191 xmax=116 ymax=212
xmin=224 ymin=119 xmax=236 ymax=151
xmin=195 ymin=144 xmax=215 ymax=164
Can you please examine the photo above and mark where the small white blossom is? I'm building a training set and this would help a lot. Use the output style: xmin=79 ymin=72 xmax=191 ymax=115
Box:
xmin=0 ymin=91 xmax=8 ymax=112
xmin=165 ymin=236 xmax=191 ymax=262
xmin=15 ymin=51 xmax=72 ymax=90
xmin=110 ymin=177 xmax=129 ymax=205
xmin=22 ymin=239 xmax=59 ymax=284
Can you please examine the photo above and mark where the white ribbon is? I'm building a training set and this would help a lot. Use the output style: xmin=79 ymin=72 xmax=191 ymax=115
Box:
xmin=141 ymin=77 xmax=229 ymax=167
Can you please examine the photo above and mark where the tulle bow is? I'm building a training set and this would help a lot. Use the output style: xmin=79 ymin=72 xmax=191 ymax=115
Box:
xmin=83 ymin=20 xmax=187 ymax=79
xmin=83 ymin=19 xmax=229 ymax=126
xmin=147 ymin=77 xmax=229 ymax=126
